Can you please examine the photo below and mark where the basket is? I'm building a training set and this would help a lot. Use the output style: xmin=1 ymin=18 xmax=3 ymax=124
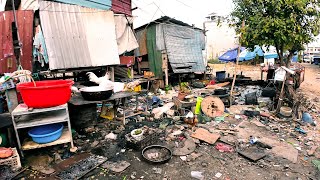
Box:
xmin=0 ymin=148 xmax=21 ymax=170
xmin=125 ymin=131 xmax=163 ymax=150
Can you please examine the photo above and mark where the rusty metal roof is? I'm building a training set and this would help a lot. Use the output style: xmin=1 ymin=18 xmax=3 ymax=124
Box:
xmin=39 ymin=1 xmax=120 ymax=70
xmin=111 ymin=0 xmax=131 ymax=16
xmin=0 ymin=10 xmax=34 ymax=74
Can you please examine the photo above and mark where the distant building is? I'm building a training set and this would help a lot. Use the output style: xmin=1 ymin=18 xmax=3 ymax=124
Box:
xmin=204 ymin=13 xmax=237 ymax=60
xmin=304 ymin=38 xmax=320 ymax=57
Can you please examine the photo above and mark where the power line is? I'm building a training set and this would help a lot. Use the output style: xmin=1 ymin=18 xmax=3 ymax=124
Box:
xmin=174 ymin=0 xmax=192 ymax=8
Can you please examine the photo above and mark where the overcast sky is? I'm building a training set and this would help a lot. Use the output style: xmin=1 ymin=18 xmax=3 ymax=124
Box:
xmin=132 ymin=0 xmax=234 ymax=28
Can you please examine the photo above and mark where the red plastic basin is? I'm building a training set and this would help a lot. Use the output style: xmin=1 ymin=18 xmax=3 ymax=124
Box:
xmin=17 ymin=80 xmax=74 ymax=108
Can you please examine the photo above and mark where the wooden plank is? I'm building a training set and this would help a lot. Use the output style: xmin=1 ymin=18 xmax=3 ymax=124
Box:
xmin=237 ymin=147 xmax=266 ymax=162
xmin=22 ymin=128 xmax=71 ymax=150
xmin=191 ymin=128 xmax=220 ymax=144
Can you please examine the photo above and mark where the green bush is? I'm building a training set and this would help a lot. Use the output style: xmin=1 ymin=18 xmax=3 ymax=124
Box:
xmin=208 ymin=58 xmax=223 ymax=64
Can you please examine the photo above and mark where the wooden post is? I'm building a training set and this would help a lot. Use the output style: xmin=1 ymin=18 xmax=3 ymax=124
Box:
xmin=162 ymin=53 xmax=169 ymax=86
xmin=276 ymin=75 xmax=287 ymax=112
xmin=110 ymin=67 xmax=115 ymax=82
xmin=130 ymin=67 xmax=134 ymax=79
xmin=229 ymin=46 xmax=241 ymax=104
xmin=229 ymin=20 xmax=245 ymax=105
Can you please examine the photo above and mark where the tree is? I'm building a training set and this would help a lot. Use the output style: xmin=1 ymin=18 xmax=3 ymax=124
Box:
xmin=231 ymin=0 xmax=320 ymax=66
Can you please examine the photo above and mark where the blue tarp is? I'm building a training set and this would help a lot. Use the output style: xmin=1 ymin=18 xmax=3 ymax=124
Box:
xmin=292 ymin=55 xmax=298 ymax=62
xmin=54 ymin=0 xmax=112 ymax=10
xmin=239 ymin=46 xmax=279 ymax=61
xmin=218 ymin=47 xmax=245 ymax=62
xmin=239 ymin=45 xmax=264 ymax=61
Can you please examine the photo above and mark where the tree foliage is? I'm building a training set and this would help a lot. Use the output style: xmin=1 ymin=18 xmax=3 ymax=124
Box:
xmin=231 ymin=0 xmax=320 ymax=65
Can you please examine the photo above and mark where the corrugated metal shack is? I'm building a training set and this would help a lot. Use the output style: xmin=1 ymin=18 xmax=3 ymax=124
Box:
xmin=135 ymin=16 xmax=206 ymax=80
xmin=39 ymin=1 xmax=121 ymax=70
xmin=1 ymin=0 xmax=137 ymax=74
xmin=0 ymin=10 xmax=34 ymax=74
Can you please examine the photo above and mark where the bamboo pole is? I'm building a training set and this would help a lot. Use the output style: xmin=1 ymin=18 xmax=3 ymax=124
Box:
xmin=229 ymin=20 xmax=245 ymax=105
xmin=229 ymin=46 xmax=241 ymax=104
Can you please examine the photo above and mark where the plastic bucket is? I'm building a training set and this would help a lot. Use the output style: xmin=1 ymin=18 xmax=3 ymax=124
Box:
xmin=28 ymin=123 xmax=63 ymax=144
xmin=216 ymin=71 xmax=226 ymax=81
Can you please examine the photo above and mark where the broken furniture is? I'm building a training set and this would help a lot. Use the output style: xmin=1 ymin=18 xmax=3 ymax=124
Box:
xmin=0 ymin=148 xmax=21 ymax=170
xmin=11 ymin=104 xmax=74 ymax=157
xmin=69 ymin=91 xmax=142 ymax=125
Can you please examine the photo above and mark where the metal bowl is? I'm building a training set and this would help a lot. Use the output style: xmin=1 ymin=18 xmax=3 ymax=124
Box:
xmin=142 ymin=145 xmax=172 ymax=164
xmin=80 ymin=86 xmax=113 ymax=101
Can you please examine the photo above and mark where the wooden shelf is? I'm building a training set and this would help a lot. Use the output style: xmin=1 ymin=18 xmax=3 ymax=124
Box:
xmin=12 ymin=104 xmax=67 ymax=116
xmin=21 ymin=128 xmax=71 ymax=150
xmin=16 ymin=110 xmax=68 ymax=129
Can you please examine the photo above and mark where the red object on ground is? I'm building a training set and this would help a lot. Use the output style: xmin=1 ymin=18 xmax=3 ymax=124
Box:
xmin=209 ymin=80 xmax=216 ymax=85
xmin=17 ymin=80 xmax=74 ymax=108
xmin=0 ymin=147 xmax=13 ymax=158
xmin=215 ymin=143 xmax=234 ymax=152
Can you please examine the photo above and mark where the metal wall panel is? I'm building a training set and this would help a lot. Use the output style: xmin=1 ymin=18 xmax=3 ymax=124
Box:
xmin=0 ymin=10 xmax=34 ymax=74
xmin=163 ymin=24 xmax=206 ymax=73
xmin=39 ymin=1 xmax=120 ymax=70
xmin=112 ymin=0 xmax=131 ymax=15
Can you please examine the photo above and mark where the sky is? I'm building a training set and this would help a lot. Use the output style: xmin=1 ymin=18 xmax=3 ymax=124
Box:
xmin=132 ymin=0 xmax=234 ymax=28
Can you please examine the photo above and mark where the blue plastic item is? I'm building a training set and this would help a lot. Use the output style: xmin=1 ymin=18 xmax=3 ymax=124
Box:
xmin=216 ymin=71 xmax=226 ymax=81
xmin=302 ymin=113 xmax=316 ymax=126
xmin=28 ymin=123 xmax=64 ymax=144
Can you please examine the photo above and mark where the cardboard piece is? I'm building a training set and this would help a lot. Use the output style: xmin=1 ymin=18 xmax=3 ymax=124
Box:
xmin=191 ymin=128 xmax=220 ymax=144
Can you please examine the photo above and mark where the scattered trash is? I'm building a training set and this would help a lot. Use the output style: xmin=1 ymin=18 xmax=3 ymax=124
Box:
xmin=173 ymin=139 xmax=196 ymax=156
xmin=152 ymin=167 xmax=162 ymax=174
xmin=238 ymin=147 xmax=266 ymax=162
xmin=312 ymin=160 xmax=320 ymax=171
xmin=302 ymin=113 xmax=316 ymax=126
xmin=180 ymin=156 xmax=187 ymax=161
xmin=102 ymin=161 xmax=131 ymax=173
xmin=215 ymin=172 xmax=222 ymax=178
xmin=295 ymin=127 xmax=307 ymax=134
xmin=249 ymin=136 xmax=258 ymax=144
xmin=215 ymin=143 xmax=234 ymax=152
xmin=191 ymin=171 xmax=204 ymax=180
xmin=105 ymin=132 xmax=117 ymax=140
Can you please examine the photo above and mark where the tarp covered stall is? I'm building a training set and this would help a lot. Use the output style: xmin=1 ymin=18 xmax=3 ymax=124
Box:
xmin=218 ymin=47 xmax=245 ymax=62
xmin=39 ymin=1 xmax=120 ymax=70
xmin=0 ymin=10 xmax=34 ymax=73
xmin=162 ymin=24 xmax=206 ymax=73
xmin=135 ymin=16 xmax=206 ymax=76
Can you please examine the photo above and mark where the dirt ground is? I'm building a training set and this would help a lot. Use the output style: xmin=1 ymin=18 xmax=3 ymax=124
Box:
xmin=84 ymin=63 xmax=320 ymax=180
xmin=13 ymin=63 xmax=320 ymax=180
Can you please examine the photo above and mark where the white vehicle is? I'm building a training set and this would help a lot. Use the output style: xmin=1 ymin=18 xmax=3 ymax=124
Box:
xmin=303 ymin=56 xmax=312 ymax=63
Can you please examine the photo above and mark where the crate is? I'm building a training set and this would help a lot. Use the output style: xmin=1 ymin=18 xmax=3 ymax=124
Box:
xmin=0 ymin=80 xmax=15 ymax=91
xmin=0 ymin=148 xmax=21 ymax=170
xmin=125 ymin=131 xmax=163 ymax=150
